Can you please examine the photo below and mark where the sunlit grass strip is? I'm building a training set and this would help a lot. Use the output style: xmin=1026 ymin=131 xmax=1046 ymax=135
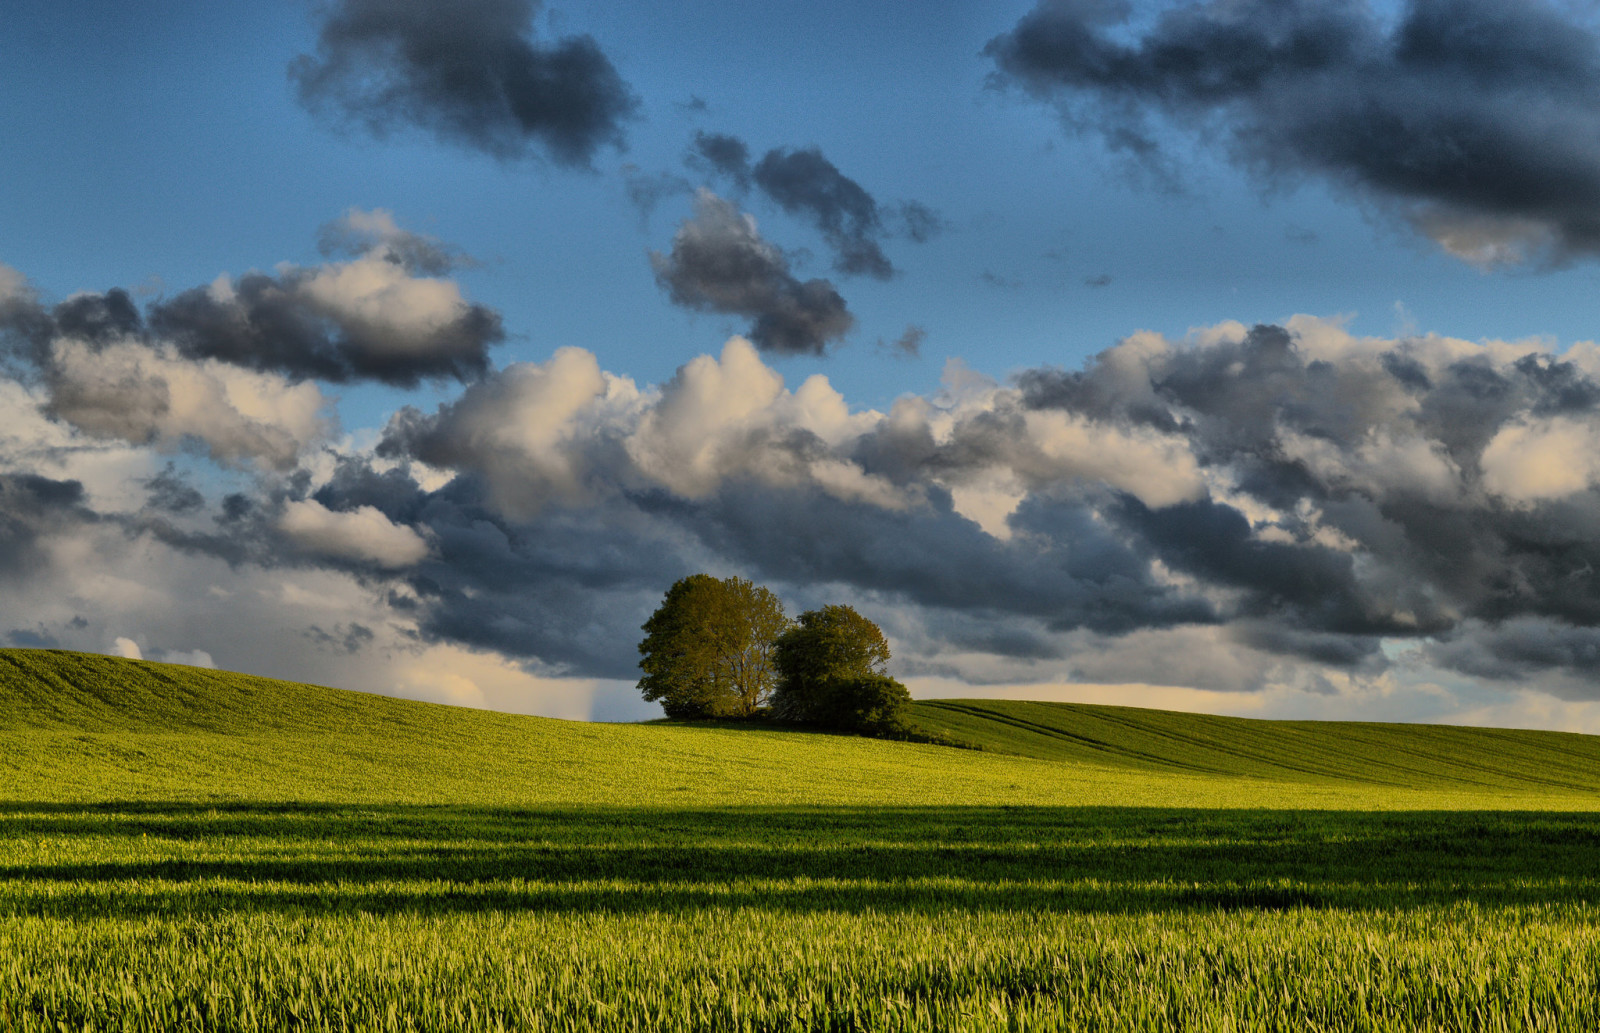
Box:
xmin=1 ymin=907 xmax=1597 ymax=1031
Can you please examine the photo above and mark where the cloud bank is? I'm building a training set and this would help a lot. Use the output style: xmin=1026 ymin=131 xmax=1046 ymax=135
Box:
xmin=12 ymin=227 xmax=1600 ymax=722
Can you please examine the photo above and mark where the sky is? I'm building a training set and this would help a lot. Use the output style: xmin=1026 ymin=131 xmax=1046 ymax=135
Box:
xmin=10 ymin=0 xmax=1600 ymax=729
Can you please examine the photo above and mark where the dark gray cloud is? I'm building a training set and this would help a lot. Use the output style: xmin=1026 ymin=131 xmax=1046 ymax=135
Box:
xmin=649 ymin=191 xmax=854 ymax=356
xmin=52 ymin=289 xmax=143 ymax=344
xmin=689 ymin=134 xmax=941 ymax=278
xmin=987 ymin=0 xmax=1600 ymax=266
xmin=0 ymin=474 xmax=91 ymax=577
xmin=305 ymin=622 xmax=376 ymax=655
xmin=147 ymin=274 xmax=501 ymax=387
xmin=1013 ymin=320 xmax=1600 ymax=682
xmin=142 ymin=466 xmax=205 ymax=515
xmin=751 ymin=147 xmax=894 ymax=279
xmin=4 ymin=217 xmax=504 ymax=394
xmin=688 ymin=132 xmax=752 ymax=191
xmin=292 ymin=0 xmax=636 ymax=168
xmin=1424 ymin=619 xmax=1600 ymax=697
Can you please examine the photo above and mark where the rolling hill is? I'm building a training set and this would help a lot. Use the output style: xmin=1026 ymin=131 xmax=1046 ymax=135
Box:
xmin=1 ymin=648 xmax=1597 ymax=809
xmin=906 ymin=698 xmax=1600 ymax=792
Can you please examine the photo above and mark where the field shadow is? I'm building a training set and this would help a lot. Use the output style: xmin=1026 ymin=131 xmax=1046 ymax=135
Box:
xmin=0 ymin=802 xmax=1596 ymax=918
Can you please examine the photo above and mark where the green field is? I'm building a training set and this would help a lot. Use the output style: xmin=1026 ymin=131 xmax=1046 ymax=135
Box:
xmin=2 ymin=648 xmax=1599 ymax=1030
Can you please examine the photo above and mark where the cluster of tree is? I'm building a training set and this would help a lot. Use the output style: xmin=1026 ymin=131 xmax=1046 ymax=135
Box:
xmin=637 ymin=574 xmax=911 ymax=736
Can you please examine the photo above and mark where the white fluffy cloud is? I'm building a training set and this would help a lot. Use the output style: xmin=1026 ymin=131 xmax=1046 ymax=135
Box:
xmin=1480 ymin=416 xmax=1600 ymax=504
xmin=397 ymin=336 xmax=1205 ymax=529
xmin=279 ymin=499 xmax=431 ymax=569
xmin=48 ymin=339 xmax=330 ymax=470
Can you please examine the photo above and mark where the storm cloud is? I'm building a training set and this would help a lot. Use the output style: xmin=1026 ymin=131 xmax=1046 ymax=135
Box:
xmin=988 ymin=0 xmax=1600 ymax=267
xmin=292 ymin=0 xmax=637 ymax=168
xmin=650 ymin=191 xmax=854 ymax=356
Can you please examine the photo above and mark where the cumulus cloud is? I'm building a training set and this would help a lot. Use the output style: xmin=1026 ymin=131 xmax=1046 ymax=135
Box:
xmin=4 ymin=214 xmax=502 ymax=408
xmin=650 ymin=190 xmax=854 ymax=356
xmin=316 ymin=207 xmax=474 ymax=275
xmin=150 ymin=244 xmax=503 ymax=387
xmin=279 ymin=498 xmax=432 ymax=569
xmin=988 ymin=0 xmax=1600 ymax=266
xmin=363 ymin=318 xmax=1600 ymax=699
xmin=291 ymin=0 xmax=637 ymax=167
xmin=45 ymin=339 xmax=330 ymax=470
xmin=20 ymin=254 xmax=1600 ymax=720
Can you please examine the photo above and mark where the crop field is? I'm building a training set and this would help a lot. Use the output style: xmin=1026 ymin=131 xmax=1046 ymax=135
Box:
xmin=2 ymin=650 xmax=1600 ymax=1030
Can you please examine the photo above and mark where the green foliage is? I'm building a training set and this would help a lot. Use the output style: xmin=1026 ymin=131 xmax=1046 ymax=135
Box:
xmin=637 ymin=575 xmax=788 ymax=718
xmin=771 ymin=604 xmax=909 ymax=732
xmin=7 ymin=650 xmax=1600 ymax=1028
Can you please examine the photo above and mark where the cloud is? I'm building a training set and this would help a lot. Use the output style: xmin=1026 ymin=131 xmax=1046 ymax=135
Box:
xmin=688 ymin=132 xmax=751 ymax=191
xmin=36 ymin=300 xmax=1600 ymax=706
xmin=316 ymin=207 xmax=474 ymax=275
xmin=882 ymin=325 xmax=926 ymax=359
xmin=987 ymin=0 xmax=1600 ymax=267
xmin=895 ymin=202 xmax=946 ymax=245
xmin=621 ymin=165 xmax=692 ymax=224
xmin=149 ymin=245 xmax=503 ymax=388
xmin=291 ymin=0 xmax=637 ymax=167
xmin=650 ymin=190 xmax=854 ymax=356
xmin=279 ymin=498 xmax=432 ymax=569
xmin=5 ymin=215 xmax=502 ymax=395
xmin=751 ymin=147 xmax=894 ymax=279
xmin=1479 ymin=416 xmax=1600 ymax=503
xmin=689 ymin=134 xmax=942 ymax=277
xmin=22 ymin=253 xmax=1600 ymax=719
xmin=45 ymin=338 xmax=330 ymax=470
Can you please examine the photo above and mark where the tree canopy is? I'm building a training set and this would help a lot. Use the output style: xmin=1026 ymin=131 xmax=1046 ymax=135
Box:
xmin=639 ymin=580 xmax=910 ymax=735
xmin=770 ymin=605 xmax=910 ymax=734
xmin=637 ymin=575 xmax=788 ymax=718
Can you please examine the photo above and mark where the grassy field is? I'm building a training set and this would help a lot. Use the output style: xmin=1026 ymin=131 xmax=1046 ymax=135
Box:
xmin=2 ymin=648 xmax=1599 ymax=1030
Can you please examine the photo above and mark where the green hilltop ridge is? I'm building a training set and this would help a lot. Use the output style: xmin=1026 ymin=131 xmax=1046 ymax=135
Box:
xmin=0 ymin=648 xmax=1597 ymax=809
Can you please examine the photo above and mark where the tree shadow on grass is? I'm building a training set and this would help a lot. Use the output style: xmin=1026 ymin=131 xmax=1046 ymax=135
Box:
xmin=0 ymin=802 xmax=1596 ymax=918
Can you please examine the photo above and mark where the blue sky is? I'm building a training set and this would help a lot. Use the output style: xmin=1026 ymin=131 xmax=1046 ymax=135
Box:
xmin=9 ymin=0 xmax=1600 ymax=728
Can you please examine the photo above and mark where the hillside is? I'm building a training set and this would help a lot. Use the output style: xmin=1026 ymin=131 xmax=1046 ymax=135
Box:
xmin=907 ymin=698 xmax=1600 ymax=793
xmin=1 ymin=649 xmax=1597 ymax=809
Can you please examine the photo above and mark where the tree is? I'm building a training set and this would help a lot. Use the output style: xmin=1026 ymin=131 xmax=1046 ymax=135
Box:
xmin=637 ymin=574 xmax=789 ymax=718
xmin=770 ymin=605 xmax=910 ymax=734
